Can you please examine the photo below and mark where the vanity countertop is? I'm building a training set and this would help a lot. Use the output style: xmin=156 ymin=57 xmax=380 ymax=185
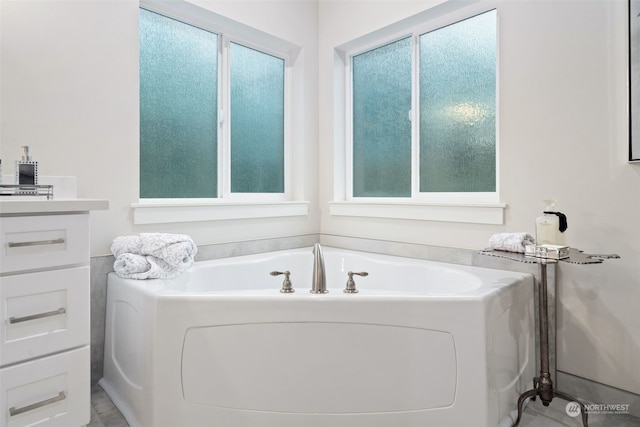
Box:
xmin=0 ymin=199 xmax=109 ymax=215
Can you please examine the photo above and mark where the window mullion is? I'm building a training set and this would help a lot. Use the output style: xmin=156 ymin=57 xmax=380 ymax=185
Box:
xmin=219 ymin=34 xmax=231 ymax=199
xmin=411 ymin=34 xmax=420 ymax=199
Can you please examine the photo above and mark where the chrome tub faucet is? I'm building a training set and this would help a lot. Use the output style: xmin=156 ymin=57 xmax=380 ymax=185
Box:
xmin=311 ymin=243 xmax=327 ymax=294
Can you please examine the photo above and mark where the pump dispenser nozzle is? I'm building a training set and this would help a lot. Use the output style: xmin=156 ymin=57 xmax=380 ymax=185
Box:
xmin=21 ymin=146 xmax=31 ymax=162
xmin=543 ymin=199 xmax=556 ymax=212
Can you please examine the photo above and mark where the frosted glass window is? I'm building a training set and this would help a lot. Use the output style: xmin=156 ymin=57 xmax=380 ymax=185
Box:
xmin=230 ymin=43 xmax=285 ymax=193
xmin=352 ymin=37 xmax=412 ymax=197
xmin=139 ymin=9 xmax=218 ymax=198
xmin=419 ymin=10 xmax=496 ymax=192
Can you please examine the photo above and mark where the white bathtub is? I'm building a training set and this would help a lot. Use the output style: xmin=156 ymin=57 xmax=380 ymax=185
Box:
xmin=99 ymin=246 xmax=534 ymax=427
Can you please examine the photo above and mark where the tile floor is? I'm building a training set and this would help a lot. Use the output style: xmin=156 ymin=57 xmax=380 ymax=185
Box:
xmin=88 ymin=384 xmax=640 ymax=427
xmin=89 ymin=385 xmax=129 ymax=427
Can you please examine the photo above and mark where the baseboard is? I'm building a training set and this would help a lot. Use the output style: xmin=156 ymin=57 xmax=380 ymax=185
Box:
xmin=558 ymin=371 xmax=640 ymax=418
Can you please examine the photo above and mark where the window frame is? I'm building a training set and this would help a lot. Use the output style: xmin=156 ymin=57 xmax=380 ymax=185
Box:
xmin=346 ymin=7 xmax=499 ymax=204
xmin=220 ymin=37 xmax=292 ymax=201
xmin=134 ymin=0 xmax=307 ymax=224
xmin=331 ymin=1 xmax=505 ymax=225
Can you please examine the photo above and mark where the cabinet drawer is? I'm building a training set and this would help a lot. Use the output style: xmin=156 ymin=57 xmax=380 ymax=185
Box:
xmin=0 ymin=214 xmax=89 ymax=273
xmin=0 ymin=346 xmax=89 ymax=427
xmin=0 ymin=267 xmax=89 ymax=367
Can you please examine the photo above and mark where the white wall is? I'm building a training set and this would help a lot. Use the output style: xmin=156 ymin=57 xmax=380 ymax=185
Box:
xmin=2 ymin=0 xmax=638 ymax=399
xmin=0 ymin=0 xmax=319 ymax=256
xmin=319 ymin=0 xmax=640 ymax=395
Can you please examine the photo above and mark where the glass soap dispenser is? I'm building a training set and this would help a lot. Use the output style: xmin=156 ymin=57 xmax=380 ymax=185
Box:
xmin=535 ymin=199 xmax=568 ymax=245
xmin=15 ymin=145 xmax=38 ymax=185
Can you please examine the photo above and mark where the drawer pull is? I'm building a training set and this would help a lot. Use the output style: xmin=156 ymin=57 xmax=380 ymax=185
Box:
xmin=7 ymin=237 xmax=65 ymax=248
xmin=9 ymin=391 xmax=66 ymax=417
xmin=9 ymin=308 xmax=66 ymax=324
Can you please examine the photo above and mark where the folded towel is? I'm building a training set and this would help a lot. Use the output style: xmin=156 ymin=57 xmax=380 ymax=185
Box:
xmin=488 ymin=232 xmax=535 ymax=253
xmin=113 ymin=253 xmax=183 ymax=280
xmin=111 ymin=233 xmax=197 ymax=279
xmin=111 ymin=235 xmax=143 ymax=258
xmin=138 ymin=233 xmax=197 ymax=270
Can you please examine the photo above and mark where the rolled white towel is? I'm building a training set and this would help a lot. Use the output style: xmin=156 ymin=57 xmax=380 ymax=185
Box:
xmin=488 ymin=232 xmax=535 ymax=253
xmin=111 ymin=233 xmax=197 ymax=279
xmin=111 ymin=235 xmax=143 ymax=259
xmin=113 ymin=253 xmax=151 ymax=279
xmin=138 ymin=233 xmax=197 ymax=270
xmin=113 ymin=253 xmax=183 ymax=280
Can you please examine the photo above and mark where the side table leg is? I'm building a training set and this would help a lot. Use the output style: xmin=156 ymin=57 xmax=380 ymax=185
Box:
xmin=512 ymin=388 xmax=539 ymax=426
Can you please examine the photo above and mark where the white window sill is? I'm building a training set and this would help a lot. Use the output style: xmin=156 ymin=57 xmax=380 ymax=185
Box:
xmin=132 ymin=201 xmax=309 ymax=225
xmin=329 ymin=201 xmax=506 ymax=225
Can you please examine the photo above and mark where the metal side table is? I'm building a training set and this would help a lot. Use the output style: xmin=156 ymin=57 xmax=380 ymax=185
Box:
xmin=479 ymin=248 xmax=620 ymax=427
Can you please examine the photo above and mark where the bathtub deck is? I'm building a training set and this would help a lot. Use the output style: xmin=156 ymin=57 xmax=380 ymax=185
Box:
xmin=87 ymin=384 xmax=640 ymax=427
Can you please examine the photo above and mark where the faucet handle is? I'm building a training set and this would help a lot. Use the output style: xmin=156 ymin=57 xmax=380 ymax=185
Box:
xmin=270 ymin=271 xmax=295 ymax=293
xmin=344 ymin=271 xmax=368 ymax=293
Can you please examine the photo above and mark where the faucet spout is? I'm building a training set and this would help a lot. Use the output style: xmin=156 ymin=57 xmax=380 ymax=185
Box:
xmin=311 ymin=243 xmax=328 ymax=294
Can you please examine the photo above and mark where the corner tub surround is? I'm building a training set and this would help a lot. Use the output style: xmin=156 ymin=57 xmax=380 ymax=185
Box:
xmin=0 ymin=199 xmax=108 ymax=427
xmin=100 ymin=247 xmax=535 ymax=427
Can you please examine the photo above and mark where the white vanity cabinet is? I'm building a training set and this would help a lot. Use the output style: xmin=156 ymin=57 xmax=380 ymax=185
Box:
xmin=0 ymin=200 xmax=108 ymax=427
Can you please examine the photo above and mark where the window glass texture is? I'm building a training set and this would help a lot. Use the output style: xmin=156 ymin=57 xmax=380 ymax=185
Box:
xmin=230 ymin=43 xmax=285 ymax=193
xmin=352 ymin=38 xmax=412 ymax=197
xmin=139 ymin=9 xmax=218 ymax=198
xmin=419 ymin=10 xmax=496 ymax=192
